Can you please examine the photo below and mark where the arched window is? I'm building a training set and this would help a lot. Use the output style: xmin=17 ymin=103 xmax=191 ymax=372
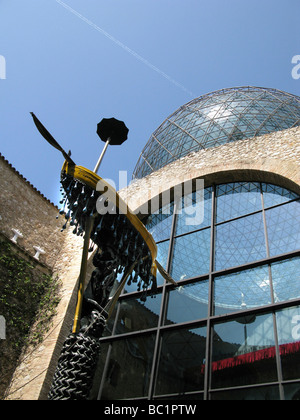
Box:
xmin=92 ymin=181 xmax=300 ymax=401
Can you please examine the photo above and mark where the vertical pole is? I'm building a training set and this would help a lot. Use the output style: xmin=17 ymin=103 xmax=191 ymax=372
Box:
xmin=72 ymin=216 xmax=95 ymax=334
xmin=93 ymin=138 xmax=111 ymax=174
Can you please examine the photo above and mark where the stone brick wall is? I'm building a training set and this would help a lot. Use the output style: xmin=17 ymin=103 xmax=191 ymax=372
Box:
xmin=0 ymin=154 xmax=84 ymax=400
xmin=0 ymin=154 xmax=67 ymax=268
xmin=5 ymin=238 xmax=84 ymax=400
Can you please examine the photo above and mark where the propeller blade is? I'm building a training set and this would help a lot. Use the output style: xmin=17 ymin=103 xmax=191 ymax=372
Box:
xmin=30 ymin=112 xmax=75 ymax=165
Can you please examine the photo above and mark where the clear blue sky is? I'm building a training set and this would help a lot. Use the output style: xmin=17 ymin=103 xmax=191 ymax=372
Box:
xmin=0 ymin=0 xmax=299 ymax=205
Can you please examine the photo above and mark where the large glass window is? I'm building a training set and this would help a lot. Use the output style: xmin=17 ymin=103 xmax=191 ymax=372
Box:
xmin=211 ymin=312 xmax=277 ymax=389
xmin=276 ymin=305 xmax=300 ymax=381
xmin=155 ymin=326 xmax=207 ymax=396
xmin=266 ymin=200 xmax=300 ymax=256
xmin=215 ymin=212 xmax=266 ymax=270
xmin=99 ymin=334 xmax=156 ymax=400
xmin=216 ymin=182 xmax=262 ymax=223
xmin=94 ymin=181 xmax=300 ymax=400
xmin=171 ymin=228 xmax=211 ymax=280
xmin=165 ymin=280 xmax=209 ymax=325
xmin=271 ymin=257 xmax=300 ymax=303
xmin=115 ymin=293 xmax=162 ymax=335
xmin=213 ymin=265 xmax=272 ymax=316
xmin=176 ymin=187 xmax=212 ymax=235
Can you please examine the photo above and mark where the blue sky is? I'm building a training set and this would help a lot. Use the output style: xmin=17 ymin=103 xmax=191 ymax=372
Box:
xmin=0 ymin=0 xmax=299 ymax=205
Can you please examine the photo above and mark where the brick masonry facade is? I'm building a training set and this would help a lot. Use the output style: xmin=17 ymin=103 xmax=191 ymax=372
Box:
xmin=1 ymin=125 xmax=299 ymax=399
xmin=0 ymin=155 xmax=84 ymax=400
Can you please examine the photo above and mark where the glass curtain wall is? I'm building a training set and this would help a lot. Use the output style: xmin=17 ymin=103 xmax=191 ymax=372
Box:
xmin=91 ymin=181 xmax=300 ymax=401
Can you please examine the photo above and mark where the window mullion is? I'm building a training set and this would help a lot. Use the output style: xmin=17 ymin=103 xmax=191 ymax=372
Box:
xmin=204 ymin=183 xmax=216 ymax=400
xmin=148 ymin=199 xmax=179 ymax=399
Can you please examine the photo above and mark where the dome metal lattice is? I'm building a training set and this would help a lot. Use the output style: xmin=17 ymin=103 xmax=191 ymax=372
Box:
xmin=133 ymin=86 xmax=300 ymax=179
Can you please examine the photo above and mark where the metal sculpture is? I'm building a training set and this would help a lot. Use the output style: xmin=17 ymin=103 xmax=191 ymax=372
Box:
xmin=31 ymin=113 xmax=175 ymax=400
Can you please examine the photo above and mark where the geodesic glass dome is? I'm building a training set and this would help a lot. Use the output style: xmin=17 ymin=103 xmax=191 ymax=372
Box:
xmin=133 ymin=86 xmax=300 ymax=179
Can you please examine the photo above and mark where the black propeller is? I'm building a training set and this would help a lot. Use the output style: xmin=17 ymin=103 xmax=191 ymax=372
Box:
xmin=30 ymin=112 xmax=76 ymax=166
